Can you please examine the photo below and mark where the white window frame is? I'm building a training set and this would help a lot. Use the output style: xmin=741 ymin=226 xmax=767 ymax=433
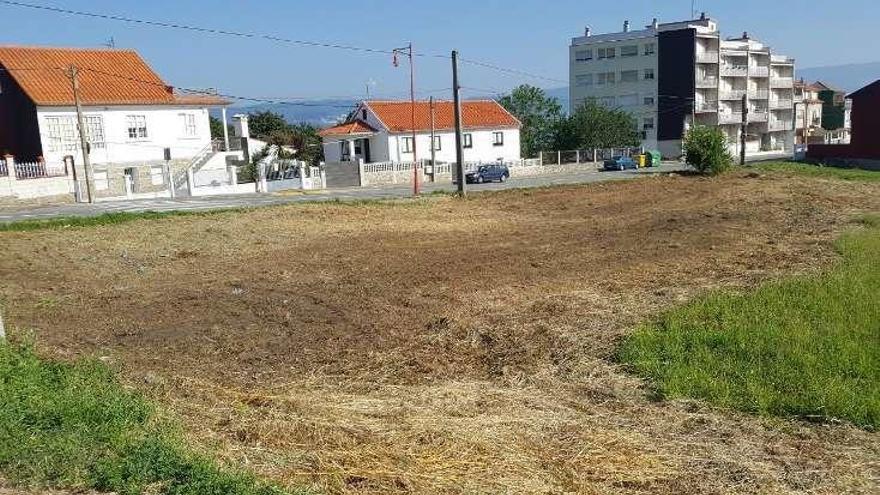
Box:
xmin=432 ymin=135 xmax=441 ymax=151
xmin=620 ymin=70 xmax=638 ymax=83
xmin=492 ymin=132 xmax=504 ymax=146
xmin=644 ymin=43 xmax=656 ymax=56
xmin=575 ymin=49 xmax=593 ymax=62
xmin=575 ymin=74 xmax=593 ymax=87
xmin=150 ymin=165 xmax=165 ymax=185
xmin=643 ymin=96 xmax=656 ymax=106
xmin=463 ymin=133 xmax=473 ymax=149
xmin=126 ymin=115 xmax=149 ymax=141
xmin=644 ymin=68 xmax=655 ymax=80
xmin=620 ymin=45 xmax=638 ymax=57
xmin=179 ymin=113 xmax=197 ymax=138
xmin=643 ymin=117 xmax=655 ymax=130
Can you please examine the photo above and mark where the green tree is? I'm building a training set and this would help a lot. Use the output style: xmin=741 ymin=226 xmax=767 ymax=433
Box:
xmin=209 ymin=116 xmax=226 ymax=140
xmin=497 ymin=85 xmax=563 ymax=157
xmin=682 ymin=125 xmax=732 ymax=175
xmin=554 ymin=99 xmax=641 ymax=150
xmin=247 ymin=110 xmax=292 ymax=140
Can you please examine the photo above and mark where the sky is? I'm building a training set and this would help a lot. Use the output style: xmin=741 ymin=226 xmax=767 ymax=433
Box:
xmin=1 ymin=0 xmax=878 ymax=101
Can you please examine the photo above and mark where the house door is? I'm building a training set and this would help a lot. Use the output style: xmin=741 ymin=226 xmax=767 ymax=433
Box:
xmin=123 ymin=167 xmax=136 ymax=198
xmin=362 ymin=139 xmax=371 ymax=163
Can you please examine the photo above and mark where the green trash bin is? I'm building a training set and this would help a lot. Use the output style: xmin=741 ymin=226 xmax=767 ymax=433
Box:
xmin=647 ymin=150 xmax=662 ymax=167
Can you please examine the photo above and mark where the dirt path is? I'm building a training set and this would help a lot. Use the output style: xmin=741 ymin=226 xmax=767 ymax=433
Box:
xmin=1 ymin=170 xmax=878 ymax=494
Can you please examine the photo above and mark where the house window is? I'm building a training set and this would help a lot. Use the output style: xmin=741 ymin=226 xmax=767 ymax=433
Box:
xmin=643 ymin=117 xmax=655 ymax=130
xmin=361 ymin=109 xmax=368 ymax=120
xmin=432 ymin=135 xmax=441 ymax=151
xmin=126 ymin=115 xmax=148 ymax=140
xmin=644 ymin=68 xmax=655 ymax=80
xmin=402 ymin=136 xmax=414 ymax=153
xmin=621 ymin=45 xmax=638 ymax=57
xmin=597 ymin=72 xmax=615 ymax=86
xmin=644 ymin=43 xmax=655 ymax=55
xmin=85 ymin=116 xmax=105 ymax=149
xmin=575 ymin=74 xmax=593 ymax=87
xmin=598 ymin=47 xmax=616 ymax=59
xmin=180 ymin=113 xmax=197 ymax=137
xmin=575 ymin=49 xmax=592 ymax=62
xmin=340 ymin=141 xmax=350 ymax=160
xmin=150 ymin=165 xmax=165 ymax=185
xmin=644 ymin=96 xmax=655 ymax=106
xmin=618 ymin=94 xmax=638 ymax=107
xmin=463 ymin=133 xmax=473 ymax=148
xmin=44 ymin=115 xmax=103 ymax=152
xmin=493 ymin=132 xmax=504 ymax=146
xmin=620 ymin=70 xmax=638 ymax=83
xmin=93 ymin=171 xmax=109 ymax=191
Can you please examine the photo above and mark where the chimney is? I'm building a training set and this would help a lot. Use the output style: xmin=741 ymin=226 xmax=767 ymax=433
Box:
xmin=584 ymin=26 xmax=591 ymax=37
xmin=742 ymin=31 xmax=750 ymax=40
xmin=651 ymin=18 xmax=659 ymax=30
xmin=700 ymin=12 xmax=707 ymax=20
xmin=623 ymin=20 xmax=630 ymax=32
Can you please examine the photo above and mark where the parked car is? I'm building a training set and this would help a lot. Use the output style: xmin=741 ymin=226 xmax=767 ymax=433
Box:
xmin=603 ymin=156 xmax=638 ymax=171
xmin=458 ymin=164 xmax=510 ymax=184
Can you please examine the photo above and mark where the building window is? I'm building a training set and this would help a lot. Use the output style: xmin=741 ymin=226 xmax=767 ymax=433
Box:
xmin=85 ymin=116 xmax=105 ymax=149
xmin=126 ymin=115 xmax=148 ymax=140
xmin=643 ymin=96 xmax=655 ymax=106
xmin=180 ymin=113 xmax=197 ymax=137
xmin=620 ymin=70 xmax=638 ymax=83
xmin=596 ymin=72 xmax=615 ymax=86
xmin=597 ymin=47 xmax=616 ymax=59
xmin=463 ymin=133 xmax=473 ymax=148
xmin=361 ymin=109 xmax=368 ymax=120
xmin=44 ymin=115 xmax=103 ymax=153
xmin=644 ymin=68 xmax=655 ymax=80
xmin=618 ymin=94 xmax=638 ymax=107
xmin=575 ymin=49 xmax=592 ymax=62
xmin=341 ymin=141 xmax=350 ymax=160
xmin=493 ymin=132 xmax=504 ymax=146
xmin=575 ymin=74 xmax=593 ymax=87
xmin=150 ymin=165 xmax=165 ymax=185
xmin=432 ymin=136 xmax=441 ymax=151
xmin=599 ymin=96 xmax=616 ymax=108
xmin=644 ymin=43 xmax=655 ymax=55
xmin=643 ymin=117 xmax=655 ymax=130
xmin=402 ymin=136 xmax=414 ymax=153
xmin=621 ymin=45 xmax=638 ymax=57
xmin=93 ymin=171 xmax=109 ymax=191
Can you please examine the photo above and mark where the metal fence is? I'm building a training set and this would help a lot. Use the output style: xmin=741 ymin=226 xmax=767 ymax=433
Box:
xmin=538 ymin=147 xmax=642 ymax=165
xmin=4 ymin=160 xmax=69 ymax=180
xmin=0 ymin=159 xmax=7 ymax=177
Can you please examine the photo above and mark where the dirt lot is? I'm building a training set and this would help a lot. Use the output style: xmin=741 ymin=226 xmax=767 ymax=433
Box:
xmin=1 ymin=170 xmax=879 ymax=494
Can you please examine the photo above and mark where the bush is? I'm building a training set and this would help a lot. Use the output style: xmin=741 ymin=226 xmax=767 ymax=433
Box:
xmin=682 ymin=125 xmax=733 ymax=175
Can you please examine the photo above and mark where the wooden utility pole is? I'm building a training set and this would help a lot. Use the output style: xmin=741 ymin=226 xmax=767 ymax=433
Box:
xmin=67 ymin=65 xmax=94 ymax=203
xmin=429 ymin=96 xmax=436 ymax=169
xmin=451 ymin=50 xmax=466 ymax=197
xmin=740 ymin=94 xmax=748 ymax=166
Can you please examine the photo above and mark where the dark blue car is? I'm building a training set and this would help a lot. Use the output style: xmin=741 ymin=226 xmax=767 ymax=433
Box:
xmin=603 ymin=156 xmax=637 ymax=171
xmin=461 ymin=164 xmax=510 ymax=184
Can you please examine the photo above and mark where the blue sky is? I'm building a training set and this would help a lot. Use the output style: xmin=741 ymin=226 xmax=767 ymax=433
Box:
xmin=1 ymin=0 xmax=877 ymax=100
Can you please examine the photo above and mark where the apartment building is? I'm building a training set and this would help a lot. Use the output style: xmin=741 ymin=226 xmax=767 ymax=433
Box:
xmin=794 ymin=80 xmax=824 ymax=144
xmin=570 ymin=14 xmax=796 ymax=158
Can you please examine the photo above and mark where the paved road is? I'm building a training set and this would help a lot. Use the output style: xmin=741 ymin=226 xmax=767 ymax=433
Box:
xmin=0 ymin=164 xmax=687 ymax=222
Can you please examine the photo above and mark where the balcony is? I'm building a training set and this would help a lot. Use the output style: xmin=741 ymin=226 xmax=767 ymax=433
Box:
xmin=720 ymin=90 xmax=746 ymax=100
xmin=750 ymin=111 xmax=769 ymax=122
xmin=750 ymin=89 xmax=769 ymax=99
xmin=696 ymin=51 xmax=719 ymax=63
xmin=750 ymin=66 xmax=769 ymax=77
xmin=770 ymin=99 xmax=792 ymax=109
xmin=768 ymin=120 xmax=791 ymax=131
xmin=696 ymin=76 xmax=718 ymax=88
xmin=770 ymin=77 xmax=794 ymax=88
xmin=718 ymin=112 xmax=744 ymax=124
xmin=770 ymin=55 xmax=795 ymax=65
xmin=695 ymin=101 xmax=718 ymax=113
xmin=720 ymin=66 xmax=748 ymax=77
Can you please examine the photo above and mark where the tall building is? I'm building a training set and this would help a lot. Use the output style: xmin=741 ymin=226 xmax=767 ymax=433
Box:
xmin=569 ymin=14 xmax=796 ymax=158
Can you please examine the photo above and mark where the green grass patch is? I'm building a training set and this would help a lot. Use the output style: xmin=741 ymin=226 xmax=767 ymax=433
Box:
xmin=619 ymin=217 xmax=880 ymax=428
xmin=0 ymin=209 xmax=250 ymax=233
xmin=750 ymin=161 xmax=880 ymax=182
xmin=0 ymin=341 xmax=306 ymax=495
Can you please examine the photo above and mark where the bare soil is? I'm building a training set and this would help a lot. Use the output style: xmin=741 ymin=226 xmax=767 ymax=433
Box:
xmin=1 ymin=170 xmax=878 ymax=494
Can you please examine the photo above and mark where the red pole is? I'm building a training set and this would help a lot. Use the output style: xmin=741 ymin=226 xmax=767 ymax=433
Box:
xmin=409 ymin=43 xmax=420 ymax=196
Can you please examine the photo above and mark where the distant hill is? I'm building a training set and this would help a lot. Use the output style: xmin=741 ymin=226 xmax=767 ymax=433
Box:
xmin=796 ymin=62 xmax=880 ymax=93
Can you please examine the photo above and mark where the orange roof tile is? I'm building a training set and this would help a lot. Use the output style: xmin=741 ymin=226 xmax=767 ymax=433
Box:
xmin=0 ymin=45 xmax=227 ymax=107
xmin=366 ymin=100 xmax=520 ymax=133
xmin=318 ymin=120 xmax=378 ymax=137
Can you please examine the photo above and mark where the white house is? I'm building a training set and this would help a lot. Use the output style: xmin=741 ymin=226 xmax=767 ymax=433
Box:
xmin=319 ymin=100 xmax=521 ymax=165
xmin=0 ymin=45 xmax=229 ymax=200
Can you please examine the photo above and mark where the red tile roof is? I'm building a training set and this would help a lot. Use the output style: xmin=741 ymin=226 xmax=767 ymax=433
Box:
xmin=0 ymin=45 xmax=228 ymax=106
xmin=366 ymin=100 xmax=520 ymax=133
xmin=318 ymin=120 xmax=378 ymax=137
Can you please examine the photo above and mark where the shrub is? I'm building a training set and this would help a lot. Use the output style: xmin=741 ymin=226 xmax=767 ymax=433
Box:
xmin=682 ymin=125 xmax=733 ymax=175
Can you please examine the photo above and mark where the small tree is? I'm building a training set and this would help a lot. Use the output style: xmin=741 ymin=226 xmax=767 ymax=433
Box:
xmin=248 ymin=111 xmax=291 ymax=140
xmin=209 ymin=116 xmax=226 ymax=140
xmin=498 ymin=85 xmax=564 ymax=157
xmin=682 ymin=125 xmax=733 ymax=175
xmin=553 ymin=99 xmax=641 ymax=150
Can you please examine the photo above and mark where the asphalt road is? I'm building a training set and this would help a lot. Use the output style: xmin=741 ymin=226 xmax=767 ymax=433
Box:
xmin=0 ymin=163 xmax=687 ymax=222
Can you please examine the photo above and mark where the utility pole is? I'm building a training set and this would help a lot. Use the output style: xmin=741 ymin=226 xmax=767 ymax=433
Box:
xmin=429 ymin=96 xmax=436 ymax=169
xmin=740 ymin=94 xmax=748 ymax=166
xmin=67 ymin=65 xmax=94 ymax=203
xmin=393 ymin=43 xmax=419 ymax=196
xmin=452 ymin=50 xmax=466 ymax=197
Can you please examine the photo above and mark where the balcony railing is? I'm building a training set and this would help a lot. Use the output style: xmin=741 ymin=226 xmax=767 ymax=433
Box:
xmin=750 ymin=66 xmax=770 ymax=77
xmin=719 ymin=112 xmax=744 ymax=124
xmin=750 ymin=89 xmax=769 ymax=99
xmin=696 ymin=51 xmax=719 ymax=63
xmin=770 ymin=77 xmax=794 ymax=88
xmin=695 ymin=101 xmax=718 ymax=113
xmin=770 ymin=99 xmax=792 ymax=109
xmin=696 ymin=76 xmax=718 ymax=88
xmin=750 ymin=111 xmax=769 ymax=122
xmin=720 ymin=90 xmax=746 ymax=100
xmin=720 ymin=66 xmax=748 ymax=77
xmin=768 ymin=120 xmax=791 ymax=131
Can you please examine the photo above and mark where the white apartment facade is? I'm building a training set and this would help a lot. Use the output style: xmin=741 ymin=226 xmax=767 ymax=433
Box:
xmin=320 ymin=100 xmax=521 ymax=164
xmin=570 ymin=14 xmax=796 ymax=158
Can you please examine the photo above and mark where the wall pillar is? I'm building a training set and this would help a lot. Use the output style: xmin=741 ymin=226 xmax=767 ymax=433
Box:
xmin=4 ymin=154 xmax=16 ymax=197
xmin=347 ymin=140 xmax=356 ymax=162
xmin=221 ymin=107 xmax=230 ymax=151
